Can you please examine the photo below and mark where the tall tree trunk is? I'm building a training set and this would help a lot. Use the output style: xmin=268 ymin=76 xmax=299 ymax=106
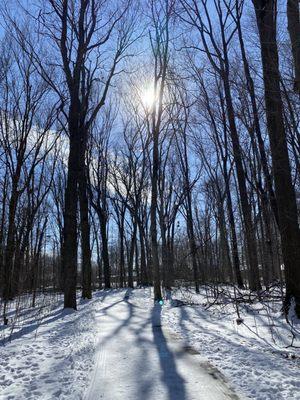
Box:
xmin=253 ymin=0 xmax=300 ymax=315
xmin=224 ymin=169 xmax=244 ymax=288
xmin=217 ymin=199 xmax=233 ymax=283
xmin=138 ymin=220 xmax=149 ymax=285
xmin=235 ymin=5 xmax=279 ymax=225
xmin=181 ymin=128 xmax=200 ymax=292
xmin=135 ymin=237 xmax=140 ymax=286
xmin=62 ymin=117 xmax=79 ymax=309
xmin=79 ymin=156 xmax=92 ymax=300
xmin=0 ymin=172 xmax=8 ymax=293
xmin=160 ymin=220 xmax=168 ymax=288
xmin=186 ymin=194 xmax=200 ymax=293
xmin=287 ymin=0 xmax=300 ymax=94
xmin=98 ymin=209 xmax=111 ymax=289
xmin=3 ymin=190 xmax=18 ymax=301
xmin=150 ymin=127 xmax=162 ymax=301
xmin=128 ymin=221 xmax=137 ymax=288
xmin=119 ymin=220 xmax=125 ymax=288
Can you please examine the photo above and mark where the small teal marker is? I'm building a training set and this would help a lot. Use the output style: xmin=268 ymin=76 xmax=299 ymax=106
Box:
xmin=159 ymin=300 xmax=164 ymax=306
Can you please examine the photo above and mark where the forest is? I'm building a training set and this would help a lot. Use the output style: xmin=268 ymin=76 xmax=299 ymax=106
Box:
xmin=0 ymin=1 xmax=300 ymax=398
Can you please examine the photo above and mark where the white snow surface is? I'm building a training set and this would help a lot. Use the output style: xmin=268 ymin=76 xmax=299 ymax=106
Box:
xmin=161 ymin=286 xmax=300 ymax=400
xmin=84 ymin=288 xmax=237 ymax=400
xmin=1 ymin=286 xmax=299 ymax=400
xmin=0 ymin=291 xmax=101 ymax=399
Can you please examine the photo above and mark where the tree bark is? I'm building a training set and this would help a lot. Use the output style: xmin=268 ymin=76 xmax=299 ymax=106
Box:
xmin=62 ymin=109 xmax=80 ymax=309
xmin=235 ymin=5 xmax=279 ymax=225
xmin=99 ymin=208 xmax=111 ymax=289
xmin=79 ymin=155 xmax=92 ymax=300
xmin=287 ymin=0 xmax=300 ymax=94
xmin=150 ymin=126 xmax=162 ymax=301
xmin=253 ymin=0 xmax=300 ymax=315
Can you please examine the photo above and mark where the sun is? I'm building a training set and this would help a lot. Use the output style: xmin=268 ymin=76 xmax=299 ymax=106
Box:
xmin=141 ymin=84 xmax=158 ymax=110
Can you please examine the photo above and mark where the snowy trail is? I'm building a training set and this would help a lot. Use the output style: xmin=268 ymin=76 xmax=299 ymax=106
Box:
xmin=84 ymin=291 xmax=239 ymax=400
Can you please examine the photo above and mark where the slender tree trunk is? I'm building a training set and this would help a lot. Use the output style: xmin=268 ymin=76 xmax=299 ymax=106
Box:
xmin=186 ymin=194 xmax=200 ymax=293
xmin=98 ymin=209 xmax=110 ymax=289
xmin=224 ymin=171 xmax=244 ymax=288
xmin=0 ymin=173 xmax=8 ymax=292
xmin=217 ymin=200 xmax=233 ymax=283
xmin=160 ymin=220 xmax=168 ymax=288
xmin=95 ymin=234 xmax=102 ymax=289
xmin=138 ymin=220 xmax=148 ymax=285
xmin=119 ymin=220 xmax=125 ymax=288
xmin=31 ymin=219 xmax=47 ymax=307
xmin=150 ymin=128 xmax=162 ymax=301
xmin=179 ymin=122 xmax=200 ymax=292
xmin=128 ymin=221 xmax=137 ymax=288
xmin=135 ymin=237 xmax=140 ymax=286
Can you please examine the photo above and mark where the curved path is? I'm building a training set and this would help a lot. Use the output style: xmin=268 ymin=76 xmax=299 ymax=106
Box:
xmin=84 ymin=290 xmax=241 ymax=400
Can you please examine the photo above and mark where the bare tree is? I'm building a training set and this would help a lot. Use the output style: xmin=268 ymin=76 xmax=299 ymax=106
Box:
xmin=148 ymin=0 xmax=175 ymax=301
xmin=179 ymin=0 xmax=261 ymax=290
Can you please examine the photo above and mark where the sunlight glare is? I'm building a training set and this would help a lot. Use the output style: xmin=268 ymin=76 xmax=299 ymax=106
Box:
xmin=141 ymin=84 xmax=157 ymax=110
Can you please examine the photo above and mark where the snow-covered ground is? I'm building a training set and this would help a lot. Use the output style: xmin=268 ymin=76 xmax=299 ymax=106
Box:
xmin=0 ymin=291 xmax=105 ymax=400
xmin=0 ymin=286 xmax=299 ymax=399
xmin=161 ymin=286 xmax=300 ymax=400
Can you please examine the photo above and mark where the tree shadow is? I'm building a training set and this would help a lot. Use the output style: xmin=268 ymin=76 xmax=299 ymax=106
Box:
xmin=0 ymin=307 xmax=74 ymax=345
xmin=151 ymin=303 xmax=187 ymax=400
xmin=0 ymin=289 xmax=112 ymax=345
